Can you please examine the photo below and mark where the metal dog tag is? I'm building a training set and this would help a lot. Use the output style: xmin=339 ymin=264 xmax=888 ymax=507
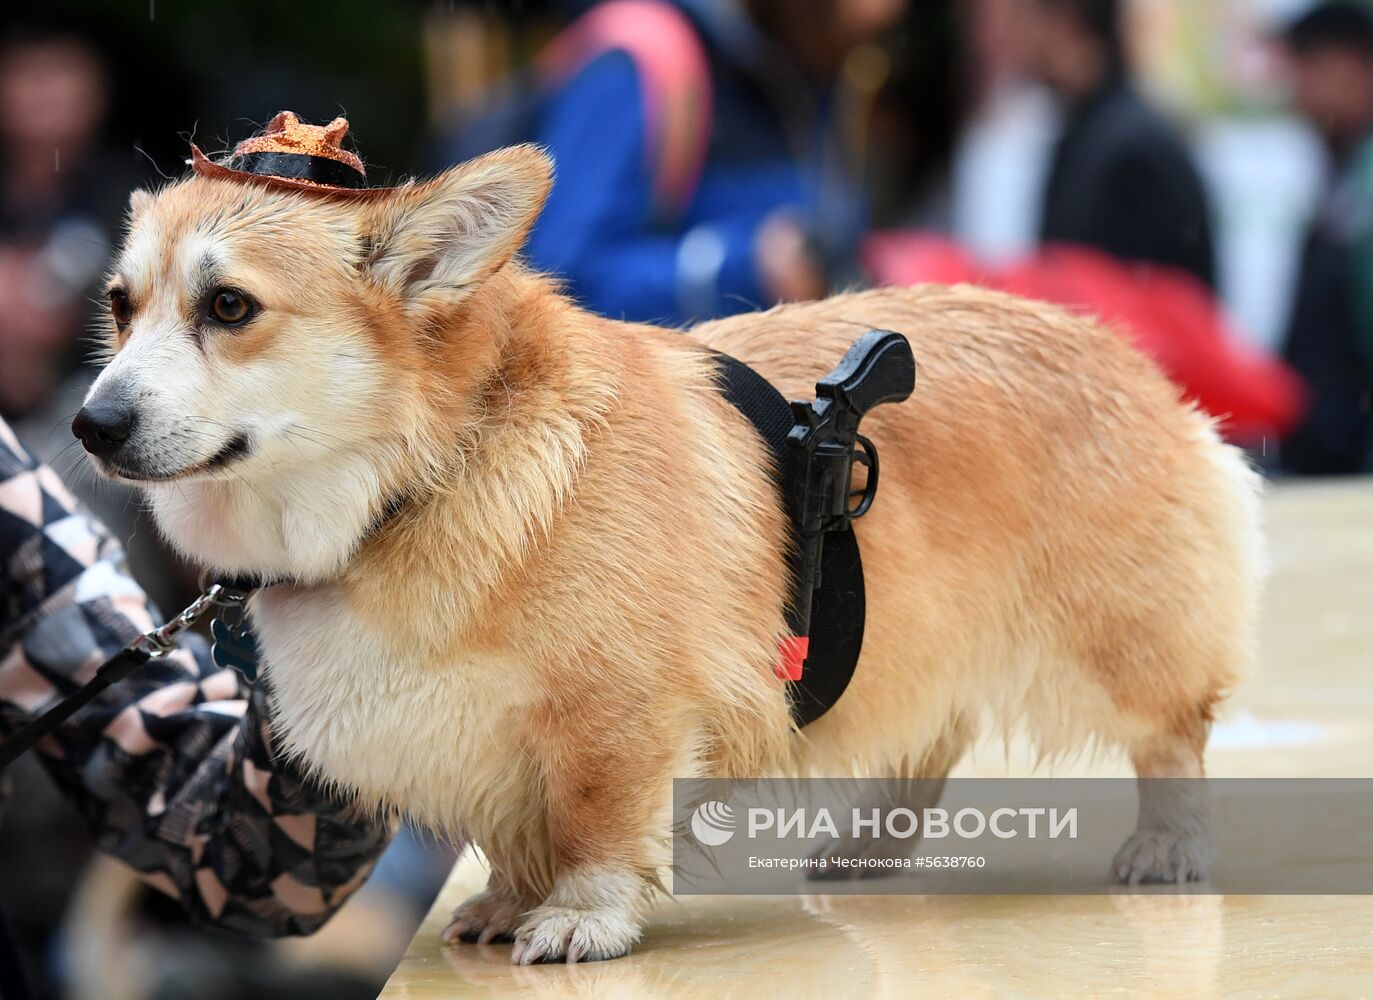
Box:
xmin=211 ymin=605 xmax=260 ymax=684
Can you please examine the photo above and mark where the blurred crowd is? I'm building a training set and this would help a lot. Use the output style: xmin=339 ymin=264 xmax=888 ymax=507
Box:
xmin=1 ymin=0 xmax=1371 ymax=998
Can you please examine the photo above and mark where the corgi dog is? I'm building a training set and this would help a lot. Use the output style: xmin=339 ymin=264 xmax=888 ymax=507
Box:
xmin=78 ymin=142 xmax=1262 ymax=964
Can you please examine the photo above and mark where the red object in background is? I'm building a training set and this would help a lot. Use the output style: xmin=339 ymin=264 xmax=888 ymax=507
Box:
xmin=862 ymin=233 xmax=1308 ymax=442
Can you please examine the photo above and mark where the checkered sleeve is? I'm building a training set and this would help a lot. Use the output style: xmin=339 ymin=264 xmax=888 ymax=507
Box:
xmin=0 ymin=419 xmax=390 ymax=936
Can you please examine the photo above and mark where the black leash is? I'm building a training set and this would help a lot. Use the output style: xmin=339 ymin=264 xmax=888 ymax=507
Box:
xmin=0 ymin=489 xmax=404 ymax=773
xmin=0 ymin=583 xmax=251 ymax=772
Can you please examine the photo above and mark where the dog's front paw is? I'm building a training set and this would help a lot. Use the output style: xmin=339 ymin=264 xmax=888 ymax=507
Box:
xmin=510 ymin=904 xmax=640 ymax=964
xmin=442 ymin=884 xmax=526 ymax=945
xmin=1112 ymin=828 xmax=1213 ymax=886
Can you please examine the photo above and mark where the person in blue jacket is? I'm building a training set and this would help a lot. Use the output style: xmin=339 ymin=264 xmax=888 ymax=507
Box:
xmin=444 ymin=0 xmax=906 ymax=325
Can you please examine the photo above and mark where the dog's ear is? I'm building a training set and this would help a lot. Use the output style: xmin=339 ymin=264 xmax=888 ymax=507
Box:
xmin=361 ymin=145 xmax=553 ymax=310
xmin=128 ymin=188 xmax=154 ymax=218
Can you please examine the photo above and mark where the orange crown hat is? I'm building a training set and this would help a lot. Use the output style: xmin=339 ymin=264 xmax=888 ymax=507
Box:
xmin=190 ymin=111 xmax=390 ymax=198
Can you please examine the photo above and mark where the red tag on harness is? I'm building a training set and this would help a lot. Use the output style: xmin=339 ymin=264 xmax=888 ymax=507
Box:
xmin=776 ymin=635 xmax=809 ymax=681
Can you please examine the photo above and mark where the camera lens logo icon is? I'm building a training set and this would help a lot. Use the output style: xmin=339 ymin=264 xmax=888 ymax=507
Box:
xmin=690 ymin=800 xmax=736 ymax=846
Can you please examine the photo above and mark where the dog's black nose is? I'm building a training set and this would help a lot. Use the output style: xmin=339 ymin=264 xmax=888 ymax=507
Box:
xmin=73 ymin=401 xmax=136 ymax=456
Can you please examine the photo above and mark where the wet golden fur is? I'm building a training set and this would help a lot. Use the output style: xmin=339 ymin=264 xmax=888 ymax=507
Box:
xmin=88 ymin=146 xmax=1262 ymax=962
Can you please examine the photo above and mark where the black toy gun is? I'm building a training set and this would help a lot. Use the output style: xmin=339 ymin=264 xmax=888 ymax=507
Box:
xmin=780 ymin=330 xmax=916 ymax=678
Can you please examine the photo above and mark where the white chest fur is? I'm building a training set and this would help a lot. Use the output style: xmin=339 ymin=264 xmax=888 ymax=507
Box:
xmin=250 ymin=585 xmax=539 ymax=833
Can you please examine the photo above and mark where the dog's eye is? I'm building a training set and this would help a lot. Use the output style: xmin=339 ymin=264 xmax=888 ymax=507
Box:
xmin=108 ymin=289 xmax=132 ymax=329
xmin=208 ymin=289 xmax=254 ymax=326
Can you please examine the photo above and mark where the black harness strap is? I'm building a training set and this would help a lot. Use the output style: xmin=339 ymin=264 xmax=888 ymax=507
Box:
xmin=713 ymin=353 xmax=866 ymax=728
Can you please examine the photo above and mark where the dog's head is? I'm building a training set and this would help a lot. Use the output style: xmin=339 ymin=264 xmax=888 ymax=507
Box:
xmin=76 ymin=145 xmax=552 ymax=487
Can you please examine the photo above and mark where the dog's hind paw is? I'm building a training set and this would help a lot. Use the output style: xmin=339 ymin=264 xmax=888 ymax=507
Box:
xmin=510 ymin=904 xmax=640 ymax=964
xmin=441 ymin=884 xmax=526 ymax=945
xmin=1112 ymin=829 xmax=1213 ymax=886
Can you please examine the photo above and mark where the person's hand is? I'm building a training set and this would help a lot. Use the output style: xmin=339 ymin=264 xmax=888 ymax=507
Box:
xmin=755 ymin=211 xmax=828 ymax=304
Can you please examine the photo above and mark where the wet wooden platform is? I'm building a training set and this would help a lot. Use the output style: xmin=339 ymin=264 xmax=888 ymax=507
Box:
xmin=382 ymin=480 xmax=1373 ymax=998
